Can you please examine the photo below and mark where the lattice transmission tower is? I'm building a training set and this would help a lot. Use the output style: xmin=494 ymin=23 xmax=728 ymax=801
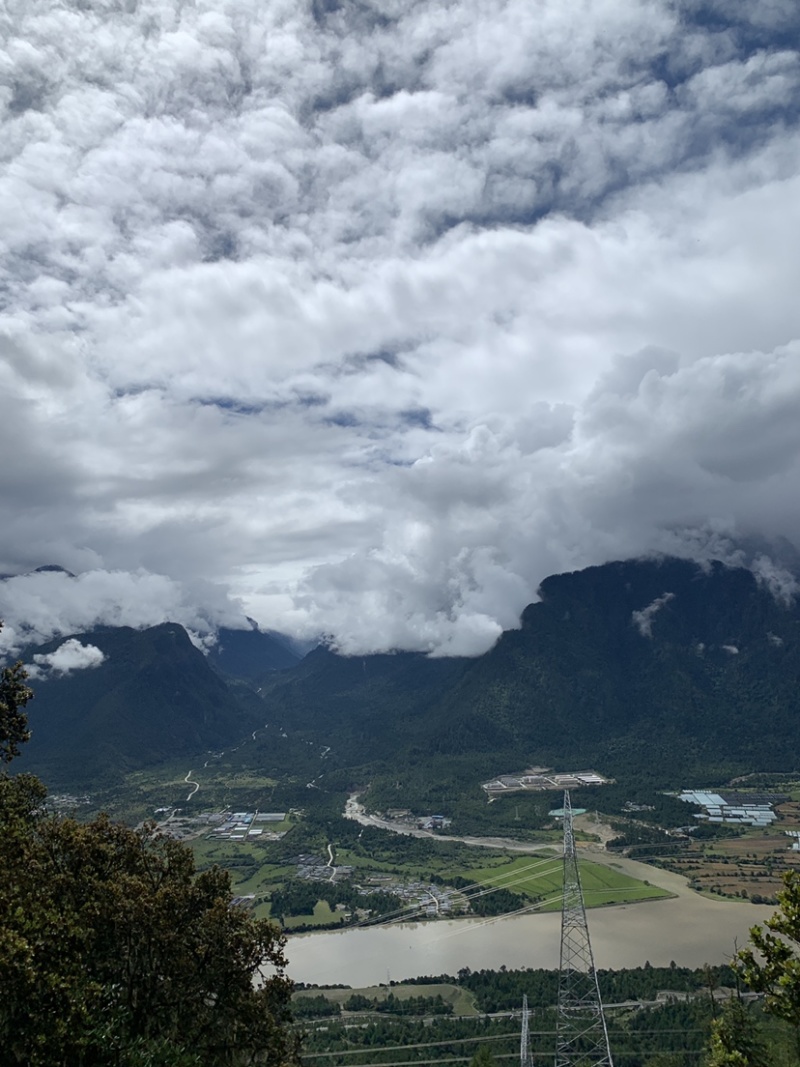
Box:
xmin=555 ymin=790 xmax=614 ymax=1067
xmin=520 ymin=994 xmax=533 ymax=1067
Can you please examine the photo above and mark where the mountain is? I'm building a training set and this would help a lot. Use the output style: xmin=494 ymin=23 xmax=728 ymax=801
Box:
xmin=257 ymin=643 xmax=469 ymax=756
xmin=206 ymin=623 xmax=301 ymax=678
xmin=15 ymin=623 xmax=264 ymax=788
xmin=10 ymin=556 xmax=800 ymax=794
xmin=257 ymin=557 xmax=800 ymax=783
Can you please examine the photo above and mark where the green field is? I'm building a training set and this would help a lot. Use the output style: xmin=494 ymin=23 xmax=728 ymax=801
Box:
xmin=284 ymin=900 xmax=344 ymax=929
xmin=186 ymin=833 xmax=668 ymax=930
xmin=294 ymin=982 xmax=479 ymax=1015
xmin=468 ymin=855 xmax=672 ymax=910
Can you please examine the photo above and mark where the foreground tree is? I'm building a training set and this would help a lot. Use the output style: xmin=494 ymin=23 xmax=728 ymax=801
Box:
xmin=738 ymin=870 xmax=800 ymax=1061
xmin=0 ymin=624 xmax=32 ymax=762
xmin=704 ymin=996 xmax=768 ymax=1067
xmin=0 ymin=646 xmax=296 ymax=1066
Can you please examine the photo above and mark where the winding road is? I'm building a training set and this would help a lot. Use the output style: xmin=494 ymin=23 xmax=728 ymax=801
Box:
xmin=184 ymin=771 xmax=200 ymax=801
xmin=344 ymin=794 xmax=556 ymax=854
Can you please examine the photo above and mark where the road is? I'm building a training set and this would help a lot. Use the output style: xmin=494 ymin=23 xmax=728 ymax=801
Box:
xmin=343 ymin=795 xmax=703 ymax=899
xmin=184 ymin=770 xmax=200 ymax=801
xmin=344 ymin=794 xmax=555 ymax=854
xmin=326 ymin=843 xmax=336 ymax=881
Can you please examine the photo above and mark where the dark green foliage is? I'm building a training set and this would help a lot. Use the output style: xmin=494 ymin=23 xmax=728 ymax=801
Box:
xmin=341 ymin=992 xmax=454 ymax=1016
xmin=14 ymin=623 xmax=265 ymax=788
xmin=569 ymin=785 xmax=696 ymax=826
xmin=468 ymin=1046 xmax=496 ymax=1067
xmin=254 ymin=559 xmax=800 ymax=803
xmin=292 ymin=995 xmax=342 ymax=1019
xmin=363 ymin=760 xmax=555 ymax=837
xmin=270 ymin=878 xmax=401 ymax=926
xmin=298 ymin=981 xmax=722 ymax=1067
xmin=452 ymin=965 xmax=737 ymax=1013
xmin=256 ymin=644 xmax=469 ymax=766
xmin=208 ymin=625 xmax=301 ymax=679
xmin=272 ymin=809 xmax=481 ymax=870
xmin=705 ymin=997 xmax=768 ymax=1067
xmin=606 ymin=819 xmax=686 ymax=856
xmin=14 ymin=558 xmax=800 ymax=819
xmin=738 ymin=870 xmax=800 ymax=1058
xmin=0 ymin=652 xmax=32 ymax=763
xmin=433 ymin=874 xmax=528 ymax=915
xmin=0 ymin=773 xmax=297 ymax=1066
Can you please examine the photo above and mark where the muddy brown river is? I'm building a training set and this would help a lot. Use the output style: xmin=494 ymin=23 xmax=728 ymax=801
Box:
xmin=285 ymin=851 xmax=774 ymax=986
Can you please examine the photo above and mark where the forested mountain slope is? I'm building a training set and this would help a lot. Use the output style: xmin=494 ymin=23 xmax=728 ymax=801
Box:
xmin=258 ymin=558 xmax=800 ymax=782
xmin=15 ymin=623 xmax=265 ymax=787
xmin=207 ymin=624 xmax=301 ymax=678
xmin=10 ymin=557 xmax=800 ymax=792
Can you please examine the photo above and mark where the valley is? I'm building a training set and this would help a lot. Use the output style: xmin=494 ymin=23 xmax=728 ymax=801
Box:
xmin=56 ymin=728 xmax=800 ymax=960
xmin=15 ymin=556 xmax=800 ymax=983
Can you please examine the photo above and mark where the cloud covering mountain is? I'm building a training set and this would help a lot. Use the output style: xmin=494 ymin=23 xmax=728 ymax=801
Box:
xmin=2 ymin=0 xmax=800 ymax=654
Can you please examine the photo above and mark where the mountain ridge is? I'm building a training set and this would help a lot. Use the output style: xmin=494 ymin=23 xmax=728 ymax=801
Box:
xmin=9 ymin=555 xmax=800 ymax=792
xmin=256 ymin=556 xmax=800 ymax=783
xmin=14 ymin=622 xmax=265 ymax=788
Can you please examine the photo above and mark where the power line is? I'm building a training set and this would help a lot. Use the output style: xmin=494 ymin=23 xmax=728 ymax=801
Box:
xmin=301 ymin=1027 xmax=737 ymax=1056
xmin=299 ymin=1051 xmax=716 ymax=1067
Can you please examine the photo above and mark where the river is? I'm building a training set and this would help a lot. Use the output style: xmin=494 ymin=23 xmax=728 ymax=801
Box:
xmin=285 ymin=893 xmax=773 ymax=987
xmin=287 ymin=808 xmax=773 ymax=985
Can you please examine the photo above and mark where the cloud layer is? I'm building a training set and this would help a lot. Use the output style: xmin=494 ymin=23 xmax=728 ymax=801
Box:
xmin=2 ymin=0 xmax=800 ymax=654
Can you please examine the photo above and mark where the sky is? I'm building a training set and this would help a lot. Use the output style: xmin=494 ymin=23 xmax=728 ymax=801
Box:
xmin=1 ymin=0 xmax=800 ymax=657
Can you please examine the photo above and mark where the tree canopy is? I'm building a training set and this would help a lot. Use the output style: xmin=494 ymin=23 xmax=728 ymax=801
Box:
xmin=738 ymin=869 xmax=800 ymax=1060
xmin=705 ymin=997 xmax=768 ymax=1067
xmin=0 ymin=643 xmax=297 ymax=1066
xmin=0 ymin=624 xmax=32 ymax=762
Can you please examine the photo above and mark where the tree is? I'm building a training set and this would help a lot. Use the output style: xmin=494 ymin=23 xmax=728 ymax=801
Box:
xmin=705 ymin=997 xmax=768 ymax=1067
xmin=0 ymin=778 xmax=297 ymax=1065
xmin=0 ymin=624 xmax=32 ymax=762
xmin=468 ymin=1047 xmax=497 ymax=1067
xmin=738 ymin=869 xmax=800 ymax=1060
xmin=0 ymin=643 xmax=298 ymax=1066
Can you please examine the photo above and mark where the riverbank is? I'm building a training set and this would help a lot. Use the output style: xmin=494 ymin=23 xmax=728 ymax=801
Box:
xmin=286 ymin=799 xmax=773 ymax=986
xmin=285 ymin=890 xmax=773 ymax=987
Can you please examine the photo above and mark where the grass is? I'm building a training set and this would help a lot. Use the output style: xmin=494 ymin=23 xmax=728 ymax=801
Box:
xmin=284 ymin=900 xmax=344 ymax=929
xmin=293 ymin=983 xmax=479 ymax=1015
xmin=332 ymin=843 xmax=557 ymax=882
xmin=467 ymin=855 xmax=671 ymax=910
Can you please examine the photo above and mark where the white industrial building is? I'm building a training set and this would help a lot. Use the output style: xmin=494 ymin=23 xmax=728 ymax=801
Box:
xmin=678 ymin=790 xmax=777 ymax=827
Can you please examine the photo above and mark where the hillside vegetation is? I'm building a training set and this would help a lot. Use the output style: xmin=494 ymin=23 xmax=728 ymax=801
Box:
xmin=15 ymin=624 xmax=265 ymax=788
xmin=257 ymin=557 xmax=800 ymax=787
xmin=11 ymin=557 xmax=800 ymax=801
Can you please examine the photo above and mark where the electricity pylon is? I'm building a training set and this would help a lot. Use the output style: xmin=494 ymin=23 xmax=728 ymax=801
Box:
xmin=520 ymin=993 xmax=533 ymax=1067
xmin=555 ymin=790 xmax=614 ymax=1067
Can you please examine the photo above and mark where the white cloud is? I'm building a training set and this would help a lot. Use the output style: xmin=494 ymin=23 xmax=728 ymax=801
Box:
xmin=750 ymin=555 xmax=799 ymax=606
xmin=29 ymin=638 xmax=105 ymax=677
xmin=0 ymin=0 xmax=799 ymax=655
xmin=632 ymin=593 xmax=676 ymax=639
xmin=0 ymin=569 xmax=245 ymax=658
